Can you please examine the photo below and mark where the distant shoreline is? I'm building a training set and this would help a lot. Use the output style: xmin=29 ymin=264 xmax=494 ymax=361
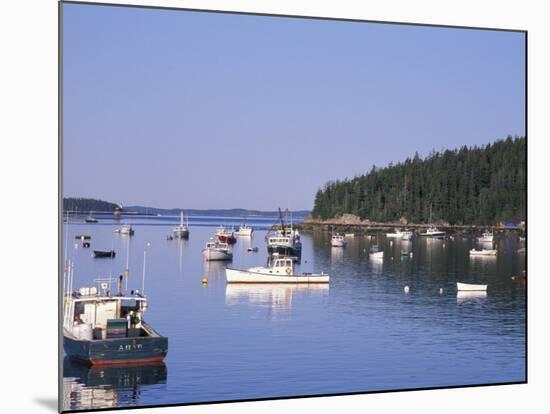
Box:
xmin=292 ymin=215 xmax=525 ymax=234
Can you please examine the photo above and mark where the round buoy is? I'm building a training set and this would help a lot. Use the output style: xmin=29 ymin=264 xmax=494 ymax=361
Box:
xmin=404 ymin=286 xmax=410 ymax=293
xmin=202 ymin=277 xmax=208 ymax=284
xmin=439 ymin=288 xmax=443 ymax=294
xmin=390 ymin=241 xmax=393 ymax=246
xmin=511 ymin=275 xmax=517 ymax=281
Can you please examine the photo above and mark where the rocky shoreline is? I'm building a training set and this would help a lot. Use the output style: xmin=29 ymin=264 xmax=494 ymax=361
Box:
xmin=289 ymin=214 xmax=525 ymax=235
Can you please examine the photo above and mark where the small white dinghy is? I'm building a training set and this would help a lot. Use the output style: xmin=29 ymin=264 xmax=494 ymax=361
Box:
xmin=457 ymin=282 xmax=488 ymax=291
xmin=202 ymin=238 xmax=233 ymax=261
xmin=469 ymin=248 xmax=497 ymax=256
xmin=331 ymin=233 xmax=347 ymax=247
xmin=226 ymin=255 xmax=329 ymax=283
xmin=369 ymin=245 xmax=384 ymax=259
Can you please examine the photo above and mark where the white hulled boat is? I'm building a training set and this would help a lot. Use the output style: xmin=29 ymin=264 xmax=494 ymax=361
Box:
xmin=202 ymin=238 xmax=233 ymax=261
xmin=401 ymin=230 xmax=414 ymax=240
xmin=469 ymin=248 xmax=497 ymax=256
xmin=369 ymin=244 xmax=384 ymax=259
xmin=419 ymin=205 xmax=446 ymax=238
xmin=173 ymin=212 xmax=189 ymax=239
xmin=235 ymin=224 xmax=253 ymax=237
xmin=457 ymin=282 xmax=488 ymax=291
xmin=419 ymin=226 xmax=446 ymax=238
xmin=226 ymin=255 xmax=329 ymax=283
xmin=386 ymin=229 xmax=404 ymax=238
xmin=118 ymin=224 xmax=134 ymax=236
xmin=331 ymin=233 xmax=347 ymax=247
xmin=477 ymin=230 xmax=494 ymax=243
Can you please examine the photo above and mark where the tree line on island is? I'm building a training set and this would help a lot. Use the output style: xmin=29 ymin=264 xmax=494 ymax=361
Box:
xmin=63 ymin=197 xmax=121 ymax=213
xmin=311 ymin=136 xmax=526 ymax=225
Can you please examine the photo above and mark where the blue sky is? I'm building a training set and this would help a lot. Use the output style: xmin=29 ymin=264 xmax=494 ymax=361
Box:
xmin=63 ymin=4 xmax=525 ymax=210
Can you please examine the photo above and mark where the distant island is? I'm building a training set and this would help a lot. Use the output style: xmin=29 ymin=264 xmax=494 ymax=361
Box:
xmin=311 ymin=136 xmax=526 ymax=226
xmin=63 ymin=197 xmax=310 ymax=219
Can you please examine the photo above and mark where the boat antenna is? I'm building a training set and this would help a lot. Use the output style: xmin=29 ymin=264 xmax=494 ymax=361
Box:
xmin=142 ymin=242 xmax=150 ymax=295
xmin=125 ymin=233 xmax=130 ymax=291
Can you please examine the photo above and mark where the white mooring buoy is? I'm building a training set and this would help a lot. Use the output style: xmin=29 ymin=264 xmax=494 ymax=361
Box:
xmin=439 ymin=288 xmax=443 ymax=295
xmin=404 ymin=286 xmax=410 ymax=294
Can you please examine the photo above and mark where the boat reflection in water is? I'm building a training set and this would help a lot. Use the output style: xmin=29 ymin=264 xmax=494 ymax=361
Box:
xmin=62 ymin=357 xmax=167 ymax=411
xmin=225 ymin=283 xmax=329 ymax=313
xmin=456 ymin=290 xmax=488 ymax=305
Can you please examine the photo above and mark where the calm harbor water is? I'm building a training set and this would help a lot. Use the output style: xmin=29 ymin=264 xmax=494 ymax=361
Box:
xmin=62 ymin=216 xmax=526 ymax=411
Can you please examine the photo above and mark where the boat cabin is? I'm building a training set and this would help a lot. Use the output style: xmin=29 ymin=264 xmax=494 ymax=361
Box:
xmin=261 ymin=257 xmax=294 ymax=275
xmin=64 ymin=277 xmax=150 ymax=341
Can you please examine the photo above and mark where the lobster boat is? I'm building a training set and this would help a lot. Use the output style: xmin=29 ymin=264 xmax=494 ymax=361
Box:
xmin=226 ymin=255 xmax=329 ymax=283
xmin=202 ymin=238 xmax=233 ymax=261
xmin=216 ymin=226 xmax=236 ymax=244
xmin=63 ymin=275 xmax=168 ymax=366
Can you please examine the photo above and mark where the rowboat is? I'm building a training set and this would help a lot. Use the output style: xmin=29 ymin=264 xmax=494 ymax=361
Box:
xmin=456 ymin=282 xmax=488 ymax=291
xmin=226 ymin=255 xmax=329 ymax=283
xmin=469 ymin=248 xmax=497 ymax=256
xmin=93 ymin=250 xmax=116 ymax=258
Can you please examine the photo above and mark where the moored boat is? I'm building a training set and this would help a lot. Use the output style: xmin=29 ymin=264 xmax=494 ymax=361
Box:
xmin=265 ymin=208 xmax=302 ymax=260
xmin=344 ymin=233 xmax=355 ymax=238
xmin=469 ymin=248 xmax=497 ymax=256
xmin=226 ymin=255 xmax=329 ymax=283
xmin=216 ymin=226 xmax=236 ymax=244
xmin=63 ymin=275 xmax=168 ymax=366
xmin=202 ymin=238 xmax=233 ymax=261
xmin=76 ymin=235 xmax=91 ymax=240
xmin=401 ymin=230 xmax=414 ymax=240
xmin=386 ymin=229 xmax=404 ymax=238
xmin=419 ymin=226 xmax=446 ymax=238
xmin=93 ymin=250 xmax=116 ymax=258
xmin=85 ymin=216 xmax=98 ymax=223
xmin=235 ymin=223 xmax=254 ymax=237
xmin=457 ymin=282 xmax=488 ymax=291
xmin=369 ymin=244 xmax=384 ymax=259
xmin=331 ymin=233 xmax=347 ymax=247
xmin=116 ymin=224 xmax=135 ymax=236
xmin=173 ymin=212 xmax=189 ymax=239
xmin=476 ymin=230 xmax=494 ymax=243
